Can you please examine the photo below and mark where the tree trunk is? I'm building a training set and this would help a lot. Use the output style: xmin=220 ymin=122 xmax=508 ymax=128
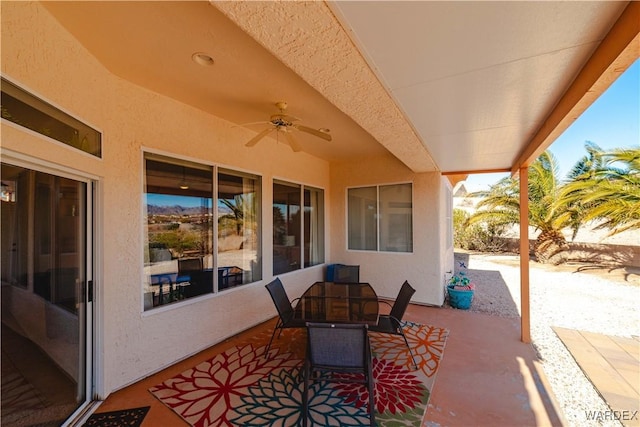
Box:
xmin=534 ymin=229 xmax=568 ymax=264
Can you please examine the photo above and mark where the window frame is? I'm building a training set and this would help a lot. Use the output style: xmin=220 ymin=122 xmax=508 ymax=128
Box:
xmin=272 ymin=178 xmax=325 ymax=276
xmin=142 ymin=150 xmax=263 ymax=311
xmin=346 ymin=181 xmax=414 ymax=254
xmin=217 ymin=167 xmax=263 ymax=291
xmin=1 ymin=77 xmax=102 ymax=158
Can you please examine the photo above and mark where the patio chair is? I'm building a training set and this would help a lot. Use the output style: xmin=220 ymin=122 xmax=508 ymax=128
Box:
xmin=264 ymin=278 xmax=306 ymax=355
xmin=335 ymin=264 xmax=360 ymax=283
xmin=177 ymin=257 xmax=203 ymax=284
xmin=368 ymin=280 xmax=418 ymax=370
xmin=302 ymin=322 xmax=375 ymax=427
xmin=178 ymin=257 xmax=210 ymax=298
xmin=326 ymin=263 xmax=360 ymax=283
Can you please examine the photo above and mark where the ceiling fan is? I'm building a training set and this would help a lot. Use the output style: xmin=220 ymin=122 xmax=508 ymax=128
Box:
xmin=241 ymin=101 xmax=332 ymax=152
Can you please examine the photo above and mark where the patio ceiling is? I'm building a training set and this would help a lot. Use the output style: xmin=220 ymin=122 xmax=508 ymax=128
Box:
xmin=42 ymin=1 xmax=637 ymax=174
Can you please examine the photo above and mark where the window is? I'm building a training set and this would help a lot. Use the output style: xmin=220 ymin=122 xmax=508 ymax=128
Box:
xmin=143 ymin=153 xmax=262 ymax=310
xmin=273 ymin=180 xmax=324 ymax=275
xmin=304 ymin=186 xmax=325 ymax=267
xmin=217 ymin=169 xmax=262 ymax=289
xmin=1 ymin=77 xmax=102 ymax=157
xmin=348 ymin=183 xmax=413 ymax=252
xmin=348 ymin=187 xmax=377 ymax=251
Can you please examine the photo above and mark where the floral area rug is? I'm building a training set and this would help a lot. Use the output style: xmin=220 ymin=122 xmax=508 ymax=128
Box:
xmin=149 ymin=321 xmax=449 ymax=426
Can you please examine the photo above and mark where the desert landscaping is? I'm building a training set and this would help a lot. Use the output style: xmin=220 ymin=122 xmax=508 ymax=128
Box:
xmin=451 ymin=250 xmax=639 ymax=427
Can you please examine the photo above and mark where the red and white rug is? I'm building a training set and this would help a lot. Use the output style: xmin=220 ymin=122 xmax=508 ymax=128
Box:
xmin=150 ymin=321 xmax=449 ymax=426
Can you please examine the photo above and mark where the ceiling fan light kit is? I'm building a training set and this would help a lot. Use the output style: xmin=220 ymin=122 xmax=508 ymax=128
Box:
xmin=241 ymin=101 xmax=332 ymax=152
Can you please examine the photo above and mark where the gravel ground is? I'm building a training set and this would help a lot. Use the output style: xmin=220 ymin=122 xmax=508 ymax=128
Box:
xmin=449 ymin=251 xmax=640 ymax=427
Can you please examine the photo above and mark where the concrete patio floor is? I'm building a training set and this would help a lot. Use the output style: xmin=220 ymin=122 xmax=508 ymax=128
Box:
xmin=91 ymin=303 xmax=564 ymax=426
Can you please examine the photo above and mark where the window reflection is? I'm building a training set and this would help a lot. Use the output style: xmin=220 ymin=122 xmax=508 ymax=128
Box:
xmin=1 ymin=163 xmax=87 ymax=417
xmin=143 ymin=155 xmax=262 ymax=310
xmin=144 ymin=154 xmax=213 ymax=309
xmin=273 ymin=181 xmax=301 ymax=275
xmin=217 ymin=170 xmax=262 ymax=289
xmin=304 ymin=186 xmax=324 ymax=267
xmin=273 ymin=180 xmax=325 ymax=275
xmin=1 ymin=77 xmax=102 ymax=157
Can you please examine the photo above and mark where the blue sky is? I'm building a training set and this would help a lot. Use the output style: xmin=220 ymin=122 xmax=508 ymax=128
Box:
xmin=147 ymin=193 xmax=232 ymax=210
xmin=465 ymin=58 xmax=639 ymax=190
xmin=147 ymin=193 xmax=211 ymax=208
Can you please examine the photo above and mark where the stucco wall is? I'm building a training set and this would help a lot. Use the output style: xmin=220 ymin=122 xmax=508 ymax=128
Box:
xmin=1 ymin=1 xmax=330 ymax=396
xmin=1 ymin=1 xmax=451 ymax=398
xmin=329 ymin=156 xmax=447 ymax=305
xmin=440 ymin=176 xmax=455 ymax=299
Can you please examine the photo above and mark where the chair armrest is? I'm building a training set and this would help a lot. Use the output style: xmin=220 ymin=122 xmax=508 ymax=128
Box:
xmin=377 ymin=299 xmax=393 ymax=315
xmin=386 ymin=314 xmax=406 ymax=329
xmin=289 ymin=297 xmax=302 ymax=313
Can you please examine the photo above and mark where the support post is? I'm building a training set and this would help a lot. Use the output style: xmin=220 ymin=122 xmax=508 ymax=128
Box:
xmin=519 ymin=167 xmax=531 ymax=343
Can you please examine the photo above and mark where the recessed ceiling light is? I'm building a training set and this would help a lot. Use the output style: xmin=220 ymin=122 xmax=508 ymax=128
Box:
xmin=192 ymin=52 xmax=214 ymax=66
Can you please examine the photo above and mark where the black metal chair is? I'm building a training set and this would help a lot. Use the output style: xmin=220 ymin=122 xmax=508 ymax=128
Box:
xmin=334 ymin=264 xmax=360 ymax=283
xmin=178 ymin=257 xmax=211 ymax=298
xmin=177 ymin=257 xmax=203 ymax=283
xmin=368 ymin=280 xmax=418 ymax=369
xmin=264 ymin=278 xmax=306 ymax=355
xmin=302 ymin=322 xmax=375 ymax=427
xmin=326 ymin=263 xmax=360 ymax=283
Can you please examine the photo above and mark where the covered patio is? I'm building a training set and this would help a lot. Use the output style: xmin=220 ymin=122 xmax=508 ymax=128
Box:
xmin=1 ymin=1 xmax=638 ymax=426
xmin=90 ymin=304 xmax=564 ymax=426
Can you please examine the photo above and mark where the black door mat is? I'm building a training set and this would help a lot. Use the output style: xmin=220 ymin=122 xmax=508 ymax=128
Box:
xmin=83 ymin=406 xmax=150 ymax=427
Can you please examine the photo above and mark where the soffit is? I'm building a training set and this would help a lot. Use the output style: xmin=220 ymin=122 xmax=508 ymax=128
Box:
xmin=41 ymin=1 xmax=631 ymax=174
xmin=327 ymin=1 xmax=629 ymax=173
xmin=213 ymin=1 xmax=438 ymax=172
xmin=210 ymin=1 xmax=632 ymax=173
xmin=41 ymin=1 xmax=391 ymax=163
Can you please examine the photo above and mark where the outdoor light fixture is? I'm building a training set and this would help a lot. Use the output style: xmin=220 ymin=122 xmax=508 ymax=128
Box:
xmin=179 ymin=167 xmax=189 ymax=190
xmin=192 ymin=52 xmax=214 ymax=66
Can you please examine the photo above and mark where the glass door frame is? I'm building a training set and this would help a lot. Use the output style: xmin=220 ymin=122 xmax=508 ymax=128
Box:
xmin=1 ymin=149 xmax=98 ymax=425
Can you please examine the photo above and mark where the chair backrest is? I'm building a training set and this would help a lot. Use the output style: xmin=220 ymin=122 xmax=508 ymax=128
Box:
xmin=306 ymin=323 xmax=368 ymax=368
xmin=389 ymin=280 xmax=416 ymax=321
xmin=265 ymin=278 xmax=294 ymax=321
xmin=335 ymin=264 xmax=360 ymax=283
xmin=178 ymin=257 xmax=203 ymax=273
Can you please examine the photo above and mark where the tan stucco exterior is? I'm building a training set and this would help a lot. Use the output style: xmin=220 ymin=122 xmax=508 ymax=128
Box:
xmin=1 ymin=1 xmax=453 ymax=397
xmin=330 ymin=156 xmax=451 ymax=304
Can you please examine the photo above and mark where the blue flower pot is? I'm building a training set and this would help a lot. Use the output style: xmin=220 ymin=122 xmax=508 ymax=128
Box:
xmin=447 ymin=285 xmax=474 ymax=310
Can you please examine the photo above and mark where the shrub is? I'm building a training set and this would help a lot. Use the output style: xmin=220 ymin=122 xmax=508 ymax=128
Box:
xmin=453 ymin=208 xmax=506 ymax=252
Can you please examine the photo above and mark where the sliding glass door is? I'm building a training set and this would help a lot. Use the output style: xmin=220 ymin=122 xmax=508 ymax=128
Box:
xmin=1 ymin=162 xmax=93 ymax=425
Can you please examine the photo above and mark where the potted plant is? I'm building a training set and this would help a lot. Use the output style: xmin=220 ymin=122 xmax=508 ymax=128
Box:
xmin=447 ymin=262 xmax=475 ymax=309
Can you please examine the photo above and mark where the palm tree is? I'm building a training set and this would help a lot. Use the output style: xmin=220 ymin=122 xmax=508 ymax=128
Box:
xmin=468 ymin=151 xmax=579 ymax=263
xmin=565 ymin=141 xmax=607 ymax=181
xmin=560 ymin=145 xmax=640 ymax=235
xmin=219 ymin=194 xmax=258 ymax=236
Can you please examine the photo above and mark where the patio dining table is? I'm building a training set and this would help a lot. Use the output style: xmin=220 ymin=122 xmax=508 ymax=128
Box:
xmin=293 ymin=281 xmax=379 ymax=325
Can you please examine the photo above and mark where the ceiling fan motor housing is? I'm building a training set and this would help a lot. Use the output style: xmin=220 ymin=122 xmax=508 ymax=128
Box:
xmin=270 ymin=115 xmax=294 ymax=127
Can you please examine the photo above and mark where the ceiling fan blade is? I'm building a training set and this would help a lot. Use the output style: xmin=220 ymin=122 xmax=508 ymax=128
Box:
xmin=232 ymin=120 xmax=271 ymax=128
xmin=245 ymin=128 xmax=274 ymax=147
xmin=294 ymin=124 xmax=332 ymax=142
xmin=284 ymin=131 xmax=301 ymax=152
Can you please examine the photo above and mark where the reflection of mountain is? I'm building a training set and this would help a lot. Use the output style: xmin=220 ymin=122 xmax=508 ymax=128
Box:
xmin=218 ymin=204 xmax=232 ymax=215
xmin=147 ymin=204 xmax=213 ymax=215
